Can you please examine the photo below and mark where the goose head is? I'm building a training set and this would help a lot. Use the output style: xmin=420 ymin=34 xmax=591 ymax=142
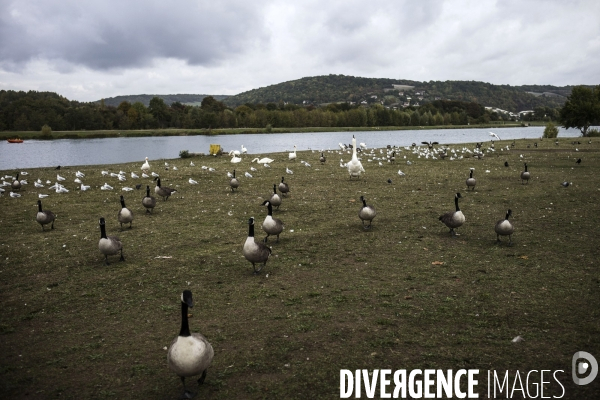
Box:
xmin=181 ymin=289 xmax=193 ymax=308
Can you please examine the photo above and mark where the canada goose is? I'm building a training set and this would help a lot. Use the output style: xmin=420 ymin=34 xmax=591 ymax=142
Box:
xmin=261 ymin=200 xmax=284 ymax=242
xmin=118 ymin=195 xmax=133 ymax=229
xmin=575 ymin=158 xmax=582 ymax=164
xmin=11 ymin=173 xmax=21 ymax=191
xmin=289 ymin=145 xmax=297 ymax=161
xmin=142 ymin=185 xmax=156 ymax=213
xmin=36 ymin=200 xmax=55 ymax=231
xmin=319 ymin=152 xmax=326 ymax=164
xmin=504 ymin=161 xmax=509 ymax=167
xmin=358 ymin=196 xmax=376 ymax=229
xmin=561 ymin=181 xmax=571 ymax=187
xmin=269 ymin=184 xmax=282 ymax=209
xmin=439 ymin=193 xmax=465 ymax=236
xmin=155 ymin=178 xmax=177 ymax=200
xmin=347 ymin=136 xmax=365 ymax=178
xmin=495 ymin=209 xmax=514 ymax=245
xmin=229 ymin=170 xmax=240 ymax=192
xmin=168 ymin=290 xmax=214 ymax=399
xmin=98 ymin=217 xmax=124 ymax=265
xmin=421 ymin=141 xmax=439 ymax=150
xmin=390 ymin=151 xmax=396 ymax=163
xmin=521 ymin=163 xmax=530 ymax=184
xmin=243 ymin=217 xmax=271 ymax=273
xmin=278 ymin=176 xmax=290 ymax=196
xmin=466 ymin=168 xmax=476 ymax=190
xmin=141 ymin=157 xmax=150 ymax=171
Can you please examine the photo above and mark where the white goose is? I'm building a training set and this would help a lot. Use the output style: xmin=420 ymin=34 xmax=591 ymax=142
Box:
xmin=347 ymin=135 xmax=365 ymax=178
xmin=289 ymin=145 xmax=297 ymax=161
xmin=141 ymin=157 xmax=150 ymax=172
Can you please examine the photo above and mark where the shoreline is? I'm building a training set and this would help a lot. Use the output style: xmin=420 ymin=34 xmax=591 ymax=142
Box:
xmin=0 ymin=122 xmax=543 ymax=141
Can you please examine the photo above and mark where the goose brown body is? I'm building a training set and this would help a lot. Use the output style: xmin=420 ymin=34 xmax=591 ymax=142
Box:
xmin=36 ymin=200 xmax=55 ymax=231
xmin=358 ymin=196 xmax=376 ymax=229
xmin=142 ymin=185 xmax=156 ymax=213
xmin=439 ymin=193 xmax=465 ymax=235
xmin=261 ymin=200 xmax=284 ymax=242
xmin=495 ymin=209 xmax=514 ymax=244
xmin=155 ymin=178 xmax=177 ymax=200
xmin=98 ymin=217 xmax=124 ymax=265
xmin=243 ymin=217 xmax=271 ymax=273
xmin=168 ymin=290 xmax=214 ymax=398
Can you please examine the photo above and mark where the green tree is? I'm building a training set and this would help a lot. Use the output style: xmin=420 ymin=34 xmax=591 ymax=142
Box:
xmin=559 ymin=85 xmax=600 ymax=136
xmin=543 ymin=122 xmax=559 ymax=138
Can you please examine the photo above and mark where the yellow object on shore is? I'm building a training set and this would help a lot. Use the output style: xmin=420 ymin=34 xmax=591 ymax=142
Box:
xmin=209 ymin=144 xmax=222 ymax=155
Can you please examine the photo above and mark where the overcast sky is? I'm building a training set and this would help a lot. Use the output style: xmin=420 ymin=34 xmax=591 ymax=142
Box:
xmin=1 ymin=0 xmax=598 ymax=103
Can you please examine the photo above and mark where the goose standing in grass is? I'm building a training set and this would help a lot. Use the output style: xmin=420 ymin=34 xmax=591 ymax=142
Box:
xmin=439 ymin=193 xmax=465 ymax=236
xmin=168 ymin=290 xmax=214 ymax=399
xmin=98 ymin=217 xmax=124 ymax=265
xmin=36 ymin=200 xmax=55 ymax=231
xmin=229 ymin=170 xmax=240 ymax=192
xmin=466 ymin=168 xmax=476 ymax=190
xmin=278 ymin=176 xmax=290 ymax=196
xmin=155 ymin=178 xmax=176 ymax=200
xmin=358 ymin=196 xmax=376 ymax=229
xmin=261 ymin=200 xmax=284 ymax=242
xmin=243 ymin=217 xmax=272 ymax=274
xmin=495 ymin=209 xmax=514 ymax=245
xmin=141 ymin=157 xmax=150 ymax=172
xmin=289 ymin=145 xmax=297 ymax=161
xmin=269 ymin=184 xmax=282 ymax=210
xmin=347 ymin=135 xmax=365 ymax=179
xmin=521 ymin=163 xmax=530 ymax=184
xmin=11 ymin=173 xmax=21 ymax=191
xmin=319 ymin=152 xmax=326 ymax=164
xmin=142 ymin=185 xmax=157 ymax=213
xmin=117 ymin=195 xmax=134 ymax=229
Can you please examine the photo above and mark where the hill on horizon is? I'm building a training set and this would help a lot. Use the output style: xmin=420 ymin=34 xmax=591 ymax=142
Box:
xmin=96 ymin=94 xmax=230 ymax=107
xmin=93 ymin=75 xmax=584 ymax=112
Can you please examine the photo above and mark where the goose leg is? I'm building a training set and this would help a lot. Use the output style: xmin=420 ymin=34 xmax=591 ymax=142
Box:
xmin=198 ymin=370 xmax=207 ymax=385
xmin=119 ymin=249 xmax=125 ymax=262
xmin=104 ymin=255 xmax=110 ymax=266
xmin=51 ymin=221 xmax=55 ymax=229
xmin=253 ymin=263 xmax=263 ymax=274
xmin=180 ymin=376 xmax=196 ymax=399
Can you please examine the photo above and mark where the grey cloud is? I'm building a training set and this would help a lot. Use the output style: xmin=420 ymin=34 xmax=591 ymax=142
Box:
xmin=0 ymin=0 xmax=270 ymax=71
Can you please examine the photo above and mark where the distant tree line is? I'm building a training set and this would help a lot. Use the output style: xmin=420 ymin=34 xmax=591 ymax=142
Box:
xmin=0 ymin=89 xmax=560 ymax=132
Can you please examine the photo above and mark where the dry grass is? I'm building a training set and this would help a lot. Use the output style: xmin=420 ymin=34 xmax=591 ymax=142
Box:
xmin=0 ymin=137 xmax=599 ymax=399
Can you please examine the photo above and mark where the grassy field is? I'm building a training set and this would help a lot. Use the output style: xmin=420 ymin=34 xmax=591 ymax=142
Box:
xmin=0 ymin=137 xmax=599 ymax=399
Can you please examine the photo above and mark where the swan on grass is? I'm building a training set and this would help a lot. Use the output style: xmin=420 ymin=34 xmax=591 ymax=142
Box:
xmin=347 ymin=135 xmax=365 ymax=179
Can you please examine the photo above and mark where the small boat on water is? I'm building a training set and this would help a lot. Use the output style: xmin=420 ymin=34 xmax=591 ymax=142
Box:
xmin=7 ymin=138 xmax=24 ymax=143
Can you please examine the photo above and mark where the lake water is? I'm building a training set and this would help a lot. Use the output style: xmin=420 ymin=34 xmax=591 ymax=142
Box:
xmin=0 ymin=126 xmax=576 ymax=170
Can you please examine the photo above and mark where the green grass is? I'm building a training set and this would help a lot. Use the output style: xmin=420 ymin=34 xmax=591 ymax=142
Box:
xmin=0 ymin=137 xmax=599 ymax=399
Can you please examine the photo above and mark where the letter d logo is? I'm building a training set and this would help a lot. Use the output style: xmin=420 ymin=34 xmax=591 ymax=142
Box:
xmin=572 ymin=351 xmax=598 ymax=385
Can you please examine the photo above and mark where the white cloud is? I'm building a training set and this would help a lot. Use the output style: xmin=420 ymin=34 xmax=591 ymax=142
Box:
xmin=0 ymin=0 xmax=598 ymax=102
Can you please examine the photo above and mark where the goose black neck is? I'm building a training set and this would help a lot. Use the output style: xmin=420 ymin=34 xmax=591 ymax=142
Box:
xmin=248 ymin=221 xmax=255 ymax=237
xmin=179 ymin=301 xmax=191 ymax=337
xmin=281 ymin=177 xmax=285 ymax=183
xmin=273 ymin=184 xmax=277 ymax=194
xmin=120 ymin=197 xmax=126 ymax=208
xmin=266 ymin=202 xmax=273 ymax=216
xmin=157 ymin=178 xmax=161 ymax=187
xmin=524 ymin=164 xmax=528 ymax=172
xmin=146 ymin=186 xmax=150 ymax=196
xmin=38 ymin=200 xmax=43 ymax=212
xmin=505 ymin=211 xmax=511 ymax=220
xmin=362 ymin=199 xmax=367 ymax=207
xmin=100 ymin=222 xmax=107 ymax=239
xmin=455 ymin=196 xmax=460 ymax=212
xmin=233 ymin=170 xmax=236 ymax=178
xmin=469 ymin=170 xmax=473 ymax=178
